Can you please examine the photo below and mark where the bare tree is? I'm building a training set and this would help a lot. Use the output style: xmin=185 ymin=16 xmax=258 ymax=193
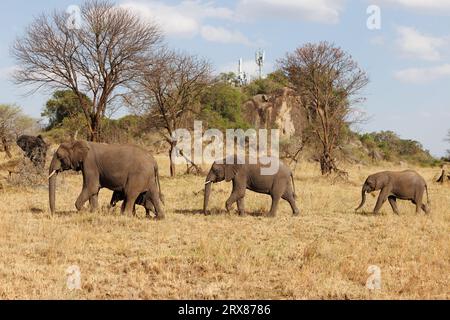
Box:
xmin=129 ymin=50 xmax=211 ymax=176
xmin=279 ymin=42 xmax=369 ymax=175
xmin=12 ymin=0 xmax=162 ymax=141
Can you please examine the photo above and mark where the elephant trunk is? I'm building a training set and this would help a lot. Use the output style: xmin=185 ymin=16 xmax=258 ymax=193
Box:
xmin=203 ymin=171 xmax=215 ymax=215
xmin=355 ymin=183 xmax=368 ymax=211
xmin=48 ymin=155 xmax=61 ymax=214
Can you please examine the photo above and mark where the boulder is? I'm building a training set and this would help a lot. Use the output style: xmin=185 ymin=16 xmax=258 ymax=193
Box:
xmin=242 ymin=87 xmax=307 ymax=140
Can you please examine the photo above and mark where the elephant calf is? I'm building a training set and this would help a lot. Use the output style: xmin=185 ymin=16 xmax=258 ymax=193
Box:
xmin=203 ymin=156 xmax=300 ymax=217
xmin=109 ymin=191 xmax=156 ymax=217
xmin=355 ymin=170 xmax=430 ymax=214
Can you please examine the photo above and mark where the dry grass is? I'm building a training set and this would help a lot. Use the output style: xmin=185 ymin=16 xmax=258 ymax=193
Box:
xmin=0 ymin=151 xmax=448 ymax=300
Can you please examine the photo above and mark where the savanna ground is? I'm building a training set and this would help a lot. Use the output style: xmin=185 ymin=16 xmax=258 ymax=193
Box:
xmin=0 ymin=150 xmax=448 ymax=300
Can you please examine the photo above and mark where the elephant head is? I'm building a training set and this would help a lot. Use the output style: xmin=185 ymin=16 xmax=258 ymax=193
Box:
xmin=49 ymin=141 xmax=89 ymax=214
xmin=355 ymin=173 xmax=387 ymax=211
xmin=203 ymin=160 xmax=240 ymax=214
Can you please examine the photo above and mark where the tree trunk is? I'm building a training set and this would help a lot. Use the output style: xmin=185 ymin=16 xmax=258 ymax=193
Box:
xmin=169 ymin=143 xmax=176 ymax=177
xmin=319 ymin=150 xmax=336 ymax=175
xmin=88 ymin=115 xmax=102 ymax=142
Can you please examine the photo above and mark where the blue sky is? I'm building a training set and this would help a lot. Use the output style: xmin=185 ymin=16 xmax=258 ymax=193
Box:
xmin=0 ymin=0 xmax=449 ymax=156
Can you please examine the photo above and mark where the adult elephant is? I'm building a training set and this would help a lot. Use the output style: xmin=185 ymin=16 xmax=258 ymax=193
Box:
xmin=203 ymin=157 xmax=299 ymax=217
xmin=355 ymin=170 xmax=430 ymax=215
xmin=48 ymin=141 xmax=164 ymax=219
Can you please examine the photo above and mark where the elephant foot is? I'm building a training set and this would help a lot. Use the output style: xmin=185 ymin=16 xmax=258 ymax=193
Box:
xmin=154 ymin=213 xmax=165 ymax=220
xmin=238 ymin=211 xmax=246 ymax=217
xmin=293 ymin=211 xmax=300 ymax=217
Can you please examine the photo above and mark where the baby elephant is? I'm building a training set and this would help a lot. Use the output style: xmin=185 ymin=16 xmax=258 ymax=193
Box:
xmin=109 ymin=191 xmax=155 ymax=217
xmin=203 ymin=156 xmax=299 ymax=217
xmin=356 ymin=170 xmax=430 ymax=214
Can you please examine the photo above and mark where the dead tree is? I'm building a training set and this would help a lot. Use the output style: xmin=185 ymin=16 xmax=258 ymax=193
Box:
xmin=12 ymin=0 xmax=163 ymax=141
xmin=279 ymin=42 xmax=369 ymax=175
xmin=129 ymin=50 xmax=211 ymax=177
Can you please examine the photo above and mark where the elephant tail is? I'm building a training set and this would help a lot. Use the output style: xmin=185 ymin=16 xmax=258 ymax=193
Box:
xmin=291 ymin=172 xmax=297 ymax=199
xmin=155 ymin=164 xmax=165 ymax=205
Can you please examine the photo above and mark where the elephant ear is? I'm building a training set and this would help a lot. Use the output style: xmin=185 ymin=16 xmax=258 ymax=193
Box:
xmin=225 ymin=164 xmax=239 ymax=182
xmin=70 ymin=141 xmax=89 ymax=170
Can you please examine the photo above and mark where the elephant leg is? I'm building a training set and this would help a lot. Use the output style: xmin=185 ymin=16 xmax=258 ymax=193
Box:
xmin=413 ymin=193 xmax=424 ymax=214
xmin=373 ymin=188 xmax=389 ymax=214
xmin=282 ymin=192 xmax=300 ymax=216
xmin=268 ymin=195 xmax=281 ymax=217
xmin=89 ymin=193 xmax=99 ymax=212
xmin=421 ymin=203 xmax=430 ymax=214
xmin=75 ymin=187 xmax=98 ymax=212
xmin=122 ymin=192 xmax=139 ymax=215
xmin=147 ymin=186 xmax=165 ymax=220
xmin=237 ymin=197 xmax=246 ymax=216
xmin=388 ymin=196 xmax=400 ymax=215
xmin=226 ymin=181 xmax=246 ymax=213
xmin=225 ymin=191 xmax=245 ymax=213
xmin=145 ymin=199 xmax=156 ymax=217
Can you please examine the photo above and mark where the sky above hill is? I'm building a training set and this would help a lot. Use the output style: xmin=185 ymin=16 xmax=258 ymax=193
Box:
xmin=0 ymin=0 xmax=449 ymax=156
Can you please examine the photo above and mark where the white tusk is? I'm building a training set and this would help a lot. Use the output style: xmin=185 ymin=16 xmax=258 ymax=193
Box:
xmin=48 ymin=170 xmax=57 ymax=179
xmin=205 ymin=181 xmax=212 ymax=185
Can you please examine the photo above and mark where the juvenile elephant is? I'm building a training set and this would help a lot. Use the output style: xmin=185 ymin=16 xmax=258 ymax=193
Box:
xmin=48 ymin=141 xmax=164 ymax=219
xmin=203 ymin=157 xmax=299 ymax=217
xmin=355 ymin=170 xmax=430 ymax=214
xmin=109 ymin=191 xmax=156 ymax=217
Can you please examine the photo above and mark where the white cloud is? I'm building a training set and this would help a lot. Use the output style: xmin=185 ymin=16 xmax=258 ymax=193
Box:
xmin=236 ymin=0 xmax=345 ymax=24
xmin=0 ymin=65 xmax=18 ymax=80
xmin=120 ymin=1 xmax=235 ymax=37
xmin=200 ymin=25 xmax=253 ymax=46
xmin=370 ymin=35 xmax=385 ymax=46
xmin=378 ymin=0 xmax=450 ymax=13
xmin=394 ymin=64 xmax=450 ymax=83
xmin=396 ymin=26 xmax=448 ymax=61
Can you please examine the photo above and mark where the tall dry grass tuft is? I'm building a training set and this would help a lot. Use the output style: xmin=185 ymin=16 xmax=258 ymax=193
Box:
xmin=0 ymin=154 xmax=448 ymax=299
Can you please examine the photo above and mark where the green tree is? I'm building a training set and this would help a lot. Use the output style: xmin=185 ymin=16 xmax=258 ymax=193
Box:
xmin=243 ymin=70 xmax=289 ymax=97
xmin=42 ymin=90 xmax=91 ymax=130
xmin=200 ymin=83 xmax=249 ymax=130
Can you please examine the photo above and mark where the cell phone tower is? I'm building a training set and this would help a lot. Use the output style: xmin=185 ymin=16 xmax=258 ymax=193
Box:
xmin=255 ymin=49 xmax=265 ymax=79
xmin=237 ymin=58 xmax=248 ymax=86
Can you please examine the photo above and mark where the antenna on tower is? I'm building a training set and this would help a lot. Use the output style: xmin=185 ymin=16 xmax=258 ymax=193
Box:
xmin=237 ymin=58 xmax=248 ymax=86
xmin=255 ymin=49 xmax=265 ymax=79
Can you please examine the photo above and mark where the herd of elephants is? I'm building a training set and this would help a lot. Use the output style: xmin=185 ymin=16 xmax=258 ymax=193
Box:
xmin=16 ymin=135 xmax=431 ymax=219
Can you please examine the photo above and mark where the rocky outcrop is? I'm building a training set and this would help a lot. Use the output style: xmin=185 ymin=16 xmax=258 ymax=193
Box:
xmin=242 ymin=87 xmax=307 ymax=140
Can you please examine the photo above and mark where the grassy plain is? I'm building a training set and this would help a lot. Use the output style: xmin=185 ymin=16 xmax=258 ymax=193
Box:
xmin=0 ymin=152 xmax=448 ymax=299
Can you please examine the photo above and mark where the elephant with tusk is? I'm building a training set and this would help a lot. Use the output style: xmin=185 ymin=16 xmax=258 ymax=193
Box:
xmin=203 ymin=156 xmax=300 ymax=217
xmin=48 ymin=141 xmax=164 ymax=219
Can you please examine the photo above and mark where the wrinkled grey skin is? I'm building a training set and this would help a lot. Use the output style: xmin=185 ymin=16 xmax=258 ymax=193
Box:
xmin=355 ymin=170 xmax=430 ymax=214
xmin=109 ymin=191 xmax=156 ymax=217
xmin=48 ymin=141 xmax=164 ymax=219
xmin=203 ymin=157 xmax=299 ymax=217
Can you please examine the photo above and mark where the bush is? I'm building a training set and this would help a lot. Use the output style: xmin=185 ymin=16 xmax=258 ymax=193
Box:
xmin=200 ymin=83 xmax=250 ymax=130
xmin=358 ymin=131 xmax=437 ymax=166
